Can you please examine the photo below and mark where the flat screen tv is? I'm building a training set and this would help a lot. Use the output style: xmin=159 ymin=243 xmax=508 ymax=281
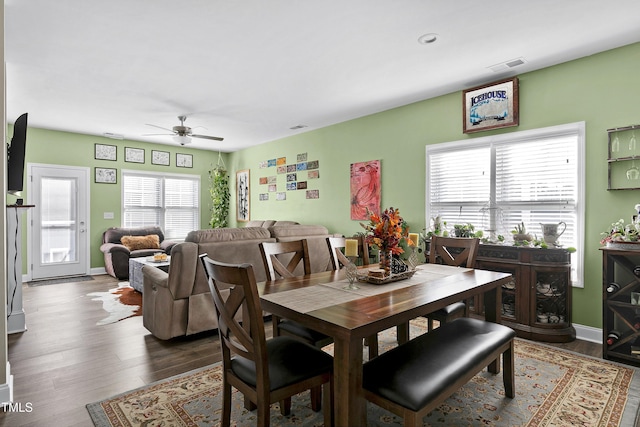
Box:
xmin=7 ymin=113 xmax=28 ymax=196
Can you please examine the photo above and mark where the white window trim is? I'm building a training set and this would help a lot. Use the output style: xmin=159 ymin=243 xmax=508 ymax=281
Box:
xmin=121 ymin=169 xmax=201 ymax=240
xmin=425 ymin=122 xmax=585 ymax=287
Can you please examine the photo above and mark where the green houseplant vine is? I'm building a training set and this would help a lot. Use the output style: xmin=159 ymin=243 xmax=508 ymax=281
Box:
xmin=209 ymin=153 xmax=230 ymax=228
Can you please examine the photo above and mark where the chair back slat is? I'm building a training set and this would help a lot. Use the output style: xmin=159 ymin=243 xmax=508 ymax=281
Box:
xmin=260 ymin=240 xmax=311 ymax=281
xmin=429 ymin=236 xmax=480 ymax=268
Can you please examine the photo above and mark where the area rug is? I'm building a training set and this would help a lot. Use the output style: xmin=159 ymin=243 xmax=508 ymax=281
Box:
xmin=87 ymin=282 xmax=142 ymax=325
xmin=86 ymin=320 xmax=640 ymax=427
xmin=28 ymin=275 xmax=94 ymax=286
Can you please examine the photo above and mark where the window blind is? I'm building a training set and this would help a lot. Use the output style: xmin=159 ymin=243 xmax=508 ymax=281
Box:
xmin=122 ymin=171 xmax=200 ymax=239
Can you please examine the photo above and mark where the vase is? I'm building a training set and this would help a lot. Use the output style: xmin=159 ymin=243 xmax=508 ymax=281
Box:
xmin=379 ymin=250 xmax=393 ymax=276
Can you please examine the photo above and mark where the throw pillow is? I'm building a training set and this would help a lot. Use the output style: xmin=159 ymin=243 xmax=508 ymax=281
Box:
xmin=121 ymin=234 xmax=161 ymax=251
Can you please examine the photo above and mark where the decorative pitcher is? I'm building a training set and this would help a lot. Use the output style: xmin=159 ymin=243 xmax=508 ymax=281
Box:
xmin=540 ymin=222 xmax=566 ymax=246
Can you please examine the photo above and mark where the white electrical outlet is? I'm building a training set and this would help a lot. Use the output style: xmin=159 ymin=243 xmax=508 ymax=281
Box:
xmin=104 ymin=212 xmax=114 ymax=219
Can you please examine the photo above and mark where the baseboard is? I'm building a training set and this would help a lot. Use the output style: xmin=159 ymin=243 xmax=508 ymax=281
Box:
xmin=0 ymin=362 xmax=13 ymax=404
xmin=574 ymin=323 xmax=602 ymax=343
xmin=23 ymin=267 xmax=106 ymax=283
xmin=90 ymin=267 xmax=107 ymax=276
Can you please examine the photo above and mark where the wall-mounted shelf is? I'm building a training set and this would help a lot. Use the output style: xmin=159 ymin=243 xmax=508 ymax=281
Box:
xmin=608 ymin=124 xmax=640 ymax=190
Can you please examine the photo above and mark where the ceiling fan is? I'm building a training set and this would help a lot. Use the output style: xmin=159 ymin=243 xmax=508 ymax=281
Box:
xmin=145 ymin=115 xmax=224 ymax=145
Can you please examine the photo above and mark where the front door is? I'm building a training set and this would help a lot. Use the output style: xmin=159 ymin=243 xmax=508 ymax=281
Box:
xmin=27 ymin=164 xmax=90 ymax=280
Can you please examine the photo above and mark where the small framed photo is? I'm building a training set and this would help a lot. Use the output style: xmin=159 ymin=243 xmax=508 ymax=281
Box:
xmin=95 ymin=143 xmax=117 ymax=161
xmin=151 ymin=150 xmax=170 ymax=166
xmin=95 ymin=167 xmax=117 ymax=184
xmin=125 ymin=147 xmax=145 ymax=163
xmin=176 ymin=153 xmax=193 ymax=168
xmin=463 ymin=77 xmax=519 ymax=134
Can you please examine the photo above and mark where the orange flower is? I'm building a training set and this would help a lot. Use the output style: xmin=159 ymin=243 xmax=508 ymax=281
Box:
xmin=361 ymin=207 xmax=409 ymax=254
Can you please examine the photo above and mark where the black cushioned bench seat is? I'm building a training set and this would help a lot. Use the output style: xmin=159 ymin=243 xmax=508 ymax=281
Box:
xmin=362 ymin=317 xmax=516 ymax=427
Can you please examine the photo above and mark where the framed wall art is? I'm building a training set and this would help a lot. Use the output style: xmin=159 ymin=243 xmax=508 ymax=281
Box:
xmin=236 ymin=169 xmax=250 ymax=222
xmin=176 ymin=153 xmax=193 ymax=168
xmin=350 ymin=160 xmax=381 ymax=220
xmin=463 ymin=77 xmax=519 ymax=134
xmin=95 ymin=143 xmax=117 ymax=161
xmin=95 ymin=167 xmax=117 ymax=184
xmin=151 ymin=150 xmax=170 ymax=166
xmin=125 ymin=147 xmax=145 ymax=163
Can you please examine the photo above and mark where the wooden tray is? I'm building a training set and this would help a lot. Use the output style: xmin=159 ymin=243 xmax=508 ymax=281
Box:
xmin=357 ymin=269 xmax=416 ymax=285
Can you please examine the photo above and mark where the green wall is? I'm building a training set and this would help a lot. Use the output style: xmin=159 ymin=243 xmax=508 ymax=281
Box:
xmin=14 ymin=42 xmax=640 ymax=330
xmin=227 ymin=42 xmax=640 ymax=329
xmin=14 ymin=128 xmax=226 ymax=272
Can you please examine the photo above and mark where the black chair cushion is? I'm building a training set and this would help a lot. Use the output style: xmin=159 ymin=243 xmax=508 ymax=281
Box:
xmin=231 ymin=336 xmax=333 ymax=391
xmin=278 ymin=319 xmax=331 ymax=343
xmin=363 ymin=317 xmax=515 ymax=411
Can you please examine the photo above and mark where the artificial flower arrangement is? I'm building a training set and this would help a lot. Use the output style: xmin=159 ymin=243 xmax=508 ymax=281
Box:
xmin=361 ymin=207 xmax=415 ymax=254
xmin=600 ymin=204 xmax=640 ymax=245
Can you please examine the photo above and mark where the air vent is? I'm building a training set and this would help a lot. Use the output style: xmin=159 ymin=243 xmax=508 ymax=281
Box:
xmin=506 ymin=58 xmax=525 ymax=68
xmin=103 ymin=132 xmax=124 ymax=140
xmin=488 ymin=57 xmax=526 ymax=73
xmin=289 ymin=125 xmax=308 ymax=130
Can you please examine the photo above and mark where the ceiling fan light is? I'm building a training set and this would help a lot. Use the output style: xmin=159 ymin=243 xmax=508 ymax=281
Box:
xmin=173 ymin=135 xmax=192 ymax=145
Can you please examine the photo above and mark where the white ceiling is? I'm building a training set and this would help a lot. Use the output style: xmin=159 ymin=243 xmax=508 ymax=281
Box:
xmin=5 ymin=1 xmax=640 ymax=152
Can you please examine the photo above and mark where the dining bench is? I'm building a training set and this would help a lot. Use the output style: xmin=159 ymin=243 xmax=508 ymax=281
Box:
xmin=362 ymin=317 xmax=516 ymax=427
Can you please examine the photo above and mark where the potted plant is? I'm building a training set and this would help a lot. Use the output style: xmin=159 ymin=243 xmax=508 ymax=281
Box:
xmin=511 ymin=222 xmax=533 ymax=243
xmin=453 ymin=223 xmax=477 ymax=238
xmin=209 ymin=158 xmax=230 ymax=228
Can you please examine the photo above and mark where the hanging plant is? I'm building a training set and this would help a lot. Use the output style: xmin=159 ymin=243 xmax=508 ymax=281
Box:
xmin=209 ymin=154 xmax=230 ymax=228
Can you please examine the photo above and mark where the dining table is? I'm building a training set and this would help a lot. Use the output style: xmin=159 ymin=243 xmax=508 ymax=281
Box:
xmin=258 ymin=263 xmax=513 ymax=426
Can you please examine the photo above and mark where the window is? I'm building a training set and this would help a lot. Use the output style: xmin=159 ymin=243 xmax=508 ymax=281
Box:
xmin=426 ymin=122 xmax=585 ymax=286
xmin=122 ymin=170 xmax=200 ymax=240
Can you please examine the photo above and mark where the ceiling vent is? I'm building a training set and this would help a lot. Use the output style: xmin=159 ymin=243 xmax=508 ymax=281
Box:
xmin=103 ymin=132 xmax=124 ymax=140
xmin=488 ymin=57 xmax=526 ymax=73
xmin=289 ymin=124 xmax=308 ymax=130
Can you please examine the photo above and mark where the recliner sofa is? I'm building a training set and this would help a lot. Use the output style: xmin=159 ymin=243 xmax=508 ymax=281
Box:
xmin=100 ymin=226 xmax=177 ymax=280
xmin=141 ymin=224 xmax=340 ymax=339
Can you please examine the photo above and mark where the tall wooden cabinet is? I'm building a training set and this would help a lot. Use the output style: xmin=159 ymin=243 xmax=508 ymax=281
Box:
xmin=470 ymin=244 xmax=575 ymax=342
xmin=601 ymin=246 xmax=640 ymax=366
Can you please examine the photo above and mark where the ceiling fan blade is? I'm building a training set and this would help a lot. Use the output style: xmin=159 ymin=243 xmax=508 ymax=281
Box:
xmin=143 ymin=133 xmax=175 ymax=136
xmin=145 ymin=124 xmax=175 ymax=132
xmin=191 ymin=134 xmax=224 ymax=141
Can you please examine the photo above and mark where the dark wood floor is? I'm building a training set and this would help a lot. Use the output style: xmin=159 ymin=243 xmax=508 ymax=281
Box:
xmin=1 ymin=274 xmax=602 ymax=426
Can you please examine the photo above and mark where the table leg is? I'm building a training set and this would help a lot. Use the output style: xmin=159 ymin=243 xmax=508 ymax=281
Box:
xmin=333 ymin=335 xmax=366 ymax=426
xmin=484 ymin=285 xmax=502 ymax=374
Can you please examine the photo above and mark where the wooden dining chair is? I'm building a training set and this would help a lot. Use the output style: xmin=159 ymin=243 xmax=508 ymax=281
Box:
xmin=326 ymin=235 xmax=370 ymax=270
xmin=424 ymin=235 xmax=480 ymax=331
xmin=201 ymin=256 xmax=334 ymax=427
xmin=259 ymin=240 xmax=334 ymax=348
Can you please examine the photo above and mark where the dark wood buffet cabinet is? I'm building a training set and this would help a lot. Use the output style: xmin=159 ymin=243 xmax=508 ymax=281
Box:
xmin=468 ymin=243 xmax=575 ymax=343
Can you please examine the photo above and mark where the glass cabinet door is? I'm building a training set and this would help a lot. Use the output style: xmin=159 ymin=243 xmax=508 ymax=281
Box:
xmin=532 ymin=268 xmax=570 ymax=326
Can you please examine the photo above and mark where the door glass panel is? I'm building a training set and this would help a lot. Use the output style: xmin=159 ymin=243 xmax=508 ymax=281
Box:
xmin=40 ymin=177 xmax=77 ymax=264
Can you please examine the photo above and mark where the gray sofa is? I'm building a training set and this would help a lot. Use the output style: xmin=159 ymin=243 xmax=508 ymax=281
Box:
xmin=142 ymin=223 xmax=340 ymax=339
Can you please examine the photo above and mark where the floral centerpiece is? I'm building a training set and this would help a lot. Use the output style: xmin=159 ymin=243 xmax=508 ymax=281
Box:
xmin=600 ymin=204 xmax=640 ymax=246
xmin=361 ymin=207 xmax=415 ymax=274
xmin=601 ymin=218 xmax=640 ymax=244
